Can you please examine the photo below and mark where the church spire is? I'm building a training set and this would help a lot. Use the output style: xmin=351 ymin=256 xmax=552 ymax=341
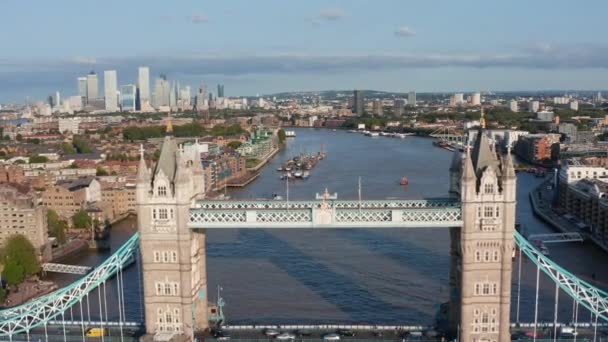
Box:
xmin=479 ymin=107 xmax=486 ymax=129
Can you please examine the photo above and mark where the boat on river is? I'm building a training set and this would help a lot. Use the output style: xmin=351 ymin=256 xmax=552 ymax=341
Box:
xmin=400 ymin=176 xmax=409 ymax=186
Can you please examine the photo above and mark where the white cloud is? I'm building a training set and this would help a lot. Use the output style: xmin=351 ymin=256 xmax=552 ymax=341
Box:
xmin=71 ymin=56 xmax=97 ymax=65
xmin=394 ymin=26 xmax=415 ymax=37
xmin=319 ymin=8 xmax=346 ymax=21
xmin=191 ymin=14 xmax=208 ymax=24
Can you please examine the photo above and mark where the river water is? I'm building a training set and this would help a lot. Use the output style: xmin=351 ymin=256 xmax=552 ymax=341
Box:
xmin=48 ymin=128 xmax=608 ymax=326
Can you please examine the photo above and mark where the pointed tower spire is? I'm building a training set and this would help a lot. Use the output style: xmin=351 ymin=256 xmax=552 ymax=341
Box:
xmin=503 ymin=146 xmax=516 ymax=179
xmin=479 ymin=107 xmax=486 ymax=129
xmin=137 ymin=144 xmax=151 ymax=183
xmin=463 ymin=145 xmax=475 ymax=181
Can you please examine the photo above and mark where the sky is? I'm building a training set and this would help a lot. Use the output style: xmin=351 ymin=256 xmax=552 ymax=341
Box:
xmin=1 ymin=0 xmax=608 ymax=102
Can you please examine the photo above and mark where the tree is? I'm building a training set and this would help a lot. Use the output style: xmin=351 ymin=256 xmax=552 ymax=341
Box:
xmin=3 ymin=259 xmax=24 ymax=286
xmin=227 ymin=140 xmax=242 ymax=149
xmin=278 ymin=129 xmax=287 ymax=144
xmin=29 ymin=155 xmax=48 ymax=163
xmin=1 ymin=234 xmax=40 ymax=282
xmin=72 ymin=136 xmax=92 ymax=154
xmin=60 ymin=142 xmax=77 ymax=155
xmin=96 ymin=166 xmax=108 ymax=176
xmin=15 ymin=134 xmax=22 ymax=142
xmin=72 ymin=210 xmax=92 ymax=229
xmin=47 ymin=209 xmax=67 ymax=244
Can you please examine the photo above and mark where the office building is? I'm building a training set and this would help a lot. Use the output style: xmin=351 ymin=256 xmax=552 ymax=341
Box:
xmin=138 ymin=66 xmax=150 ymax=103
xmin=121 ymin=84 xmax=137 ymax=112
xmin=537 ymin=110 xmax=554 ymax=121
xmin=470 ymin=92 xmax=481 ymax=106
xmin=54 ymin=91 xmax=61 ymax=108
xmin=217 ymin=84 xmax=224 ymax=98
xmin=86 ymin=71 xmax=99 ymax=102
xmin=394 ymin=99 xmax=406 ymax=116
xmin=0 ymin=184 xmax=49 ymax=260
xmin=528 ymin=100 xmax=540 ymax=113
xmin=353 ymin=90 xmax=364 ymax=115
xmin=104 ymin=70 xmax=118 ymax=112
xmin=196 ymin=84 xmax=208 ymax=111
xmin=372 ymin=99 xmax=383 ymax=116
xmin=77 ymin=77 xmax=87 ymax=99
xmin=58 ymin=117 xmax=81 ymax=134
xmin=509 ymin=99 xmax=519 ymax=112
xmin=570 ymin=100 xmax=579 ymax=111
xmin=153 ymin=75 xmax=170 ymax=108
xmin=408 ymin=91 xmax=416 ymax=107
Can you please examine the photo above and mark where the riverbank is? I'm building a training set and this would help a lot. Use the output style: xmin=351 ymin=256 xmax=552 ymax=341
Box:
xmin=529 ymin=179 xmax=608 ymax=253
xmin=247 ymin=147 xmax=280 ymax=172
xmin=227 ymin=172 xmax=260 ymax=187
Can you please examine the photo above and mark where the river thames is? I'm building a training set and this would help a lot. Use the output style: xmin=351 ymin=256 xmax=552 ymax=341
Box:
xmin=49 ymin=128 xmax=608 ymax=326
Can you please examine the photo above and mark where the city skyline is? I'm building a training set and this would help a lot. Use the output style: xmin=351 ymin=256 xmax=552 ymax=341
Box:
xmin=2 ymin=0 xmax=608 ymax=102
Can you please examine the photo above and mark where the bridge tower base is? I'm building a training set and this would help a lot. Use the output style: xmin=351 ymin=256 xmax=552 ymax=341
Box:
xmin=137 ymin=137 xmax=208 ymax=341
xmin=449 ymin=129 xmax=516 ymax=342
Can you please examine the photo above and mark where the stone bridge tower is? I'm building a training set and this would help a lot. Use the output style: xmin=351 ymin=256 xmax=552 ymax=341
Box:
xmin=137 ymin=135 xmax=208 ymax=340
xmin=449 ymin=127 xmax=516 ymax=342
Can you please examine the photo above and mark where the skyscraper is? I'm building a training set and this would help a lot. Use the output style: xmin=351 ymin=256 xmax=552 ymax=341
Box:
xmin=77 ymin=77 xmax=87 ymax=98
xmin=408 ymin=91 xmax=416 ymax=107
xmin=104 ymin=70 xmax=118 ymax=112
xmin=138 ymin=67 xmax=150 ymax=103
xmin=120 ymin=84 xmax=137 ymax=112
xmin=394 ymin=99 xmax=406 ymax=116
xmin=153 ymin=75 xmax=170 ymax=108
xmin=217 ymin=84 xmax=224 ymax=98
xmin=353 ymin=90 xmax=364 ymax=115
xmin=54 ymin=91 xmax=61 ymax=108
xmin=86 ymin=71 xmax=99 ymax=103
xmin=196 ymin=84 xmax=207 ymax=111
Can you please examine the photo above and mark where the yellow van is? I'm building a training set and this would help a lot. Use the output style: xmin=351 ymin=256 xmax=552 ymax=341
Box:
xmin=86 ymin=328 xmax=108 ymax=337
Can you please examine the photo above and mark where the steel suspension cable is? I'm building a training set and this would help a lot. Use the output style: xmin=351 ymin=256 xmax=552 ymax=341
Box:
xmin=517 ymin=246 xmax=523 ymax=324
xmin=117 ymin=266 xmax=124 ymax=342
xmin=103 ymin=281 xmax=110 ymax=339
xmin=98 ymin=285 xmax=105 ymax=342
xmin=553 ymin=282 xmax=559 ymax=342
xmin=533 ymin=262 xmax=540 ymax=342
xmin=80 ymin=299 xmax=85 ymax=341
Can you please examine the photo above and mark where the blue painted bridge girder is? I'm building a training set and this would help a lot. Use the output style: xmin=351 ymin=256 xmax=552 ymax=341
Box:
xmin=189 ymin=198 xmax=463 ymax=229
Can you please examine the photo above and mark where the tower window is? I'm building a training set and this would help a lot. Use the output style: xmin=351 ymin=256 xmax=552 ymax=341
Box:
xmin=484 ymin=206 xmax=494 ymax=218
xmin=158 ymin=186 xmax=167 ymax=197
xmin=484 ymin=183 xmax=494 ymax=194
xmin=159 ymin=208 xmax=168 ymax=220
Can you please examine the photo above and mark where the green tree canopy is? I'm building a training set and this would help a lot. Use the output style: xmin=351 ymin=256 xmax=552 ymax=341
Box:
xmin=227 ymin=140 xmax=243 ymax=149
xmin=96 ymin=166 xmax=109 ymax=176
xmin=278 ymin=129 xmax=286 ymax=144
xmin=72 ymin=210 xmax=92 ymax=229
xmin=47 ymin=209 xmax=67 ymax=244
xmin=3 ymin=259 xmax=25 ymax=286
xmin=1 ymin=234 xmax=40 ymax=285
xmin=29 ymin=155 xmax=48 ymax=163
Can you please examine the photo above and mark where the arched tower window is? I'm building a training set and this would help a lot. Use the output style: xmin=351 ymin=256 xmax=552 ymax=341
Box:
xmin=158 ymin=186 xmax=167 ymax=197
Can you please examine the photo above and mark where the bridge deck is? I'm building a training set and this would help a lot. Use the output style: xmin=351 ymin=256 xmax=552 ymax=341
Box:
xmin=189 ymin=199 xmax=463 ymax=229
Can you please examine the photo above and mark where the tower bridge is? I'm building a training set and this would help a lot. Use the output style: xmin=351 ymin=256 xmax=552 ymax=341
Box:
xmin=1 ymin=126 xmax=608 ymax=342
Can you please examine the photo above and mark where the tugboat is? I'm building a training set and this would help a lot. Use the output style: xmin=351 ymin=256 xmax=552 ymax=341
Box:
xmin=400 ymin=176 xmax=409 ymax=186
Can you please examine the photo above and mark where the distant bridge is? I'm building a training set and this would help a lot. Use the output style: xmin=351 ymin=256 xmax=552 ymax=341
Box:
xmin=41 ymin=263 xmax=92 ymax=275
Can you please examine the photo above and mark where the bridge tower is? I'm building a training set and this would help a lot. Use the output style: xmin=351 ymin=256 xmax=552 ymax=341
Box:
xmin=137 ymin=136 xmax=208 ymax=340
xmin=450 ymin=129 xmax=516 ymax=342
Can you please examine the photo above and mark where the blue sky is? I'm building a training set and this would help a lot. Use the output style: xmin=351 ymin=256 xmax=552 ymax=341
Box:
xmin=1 ymin=0 xmax=608 ymax=102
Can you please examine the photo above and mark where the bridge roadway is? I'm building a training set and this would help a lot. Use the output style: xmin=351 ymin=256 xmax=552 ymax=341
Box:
xmin=189 ymin=198 xmax=463 ymax=229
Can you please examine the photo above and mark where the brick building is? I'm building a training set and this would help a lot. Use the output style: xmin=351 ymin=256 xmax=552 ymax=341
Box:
xmin=0 ymin=184 xmax=50 ymax=260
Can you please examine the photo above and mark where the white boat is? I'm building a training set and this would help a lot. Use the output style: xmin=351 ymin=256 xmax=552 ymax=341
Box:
xmin=293 ymin=171 xmax=303 ymax=178
xmin=302 ymin=171 xmax=310 ymax=179
xmin=285 ymin=130 xmax=296 ymax=137
xmin=395 ymin=133 xmax=408 ymax=139
xmin=366 ymin=132 xmax=379 ymax=137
